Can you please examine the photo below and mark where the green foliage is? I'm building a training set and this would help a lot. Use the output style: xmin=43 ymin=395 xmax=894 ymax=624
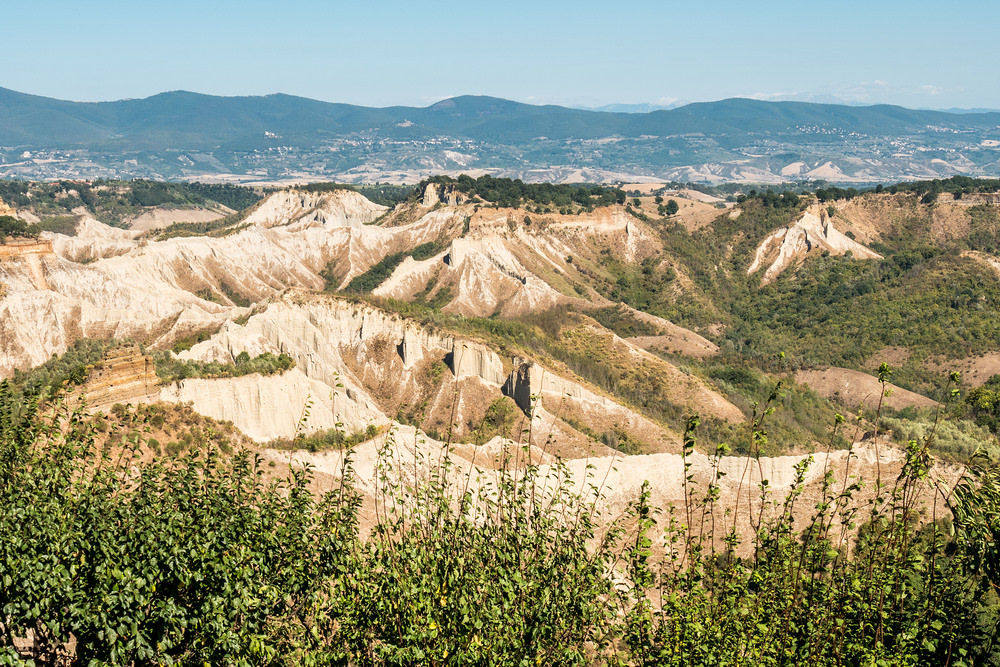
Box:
xmin=467 ymin=397 xmax=521 ymax=443
xmin=0 ymin=395 xmax=357 ymax=666
xmin=354 ymin=183 xmax=415 ymax=207
xmin=154 ymin=351 xmax=295 ymax=384
xmin=338 ymin=242 xmax=445 ymax=294
xmin=888 ymin=175 xmax=1000 ymax=202
xmin=814 ymin=185 xmax=862 ymax=202
xmin=599 ymin=425 xmax=646 ymax=454
xmin=736 ymin=189 xmax=804 ymax=208
xmin=409 ymin=241 xmax=444 ymax=261
xmin=1 ymin=214 xmax=81 ymax=239
xmin=590 ymin=252 xmax=682 ymax=323
xmin=0 ymin=179 xmax=263 ymax=228
xmin=967 ymin=374 xmax=1000 ymax=434
xmin=728 ymin=252 xmax=1000 ymax=369
xmin=335 ymin=434 xmax=618 ymax=666
xmin=292 ymin=182 xmax=356 ymax=194
xmin=882 ymin=412 xmax=999 ymax=461
xmin=32 ymin=215 xmax=80 ymax=236
xmin=184 ymin=182 xmax=264 ymax=211
xmin=0 ymin=215 xmax=34 ymax=239
xmin=418 ymin=174 xmax=626 ymax=209
xmin=150 ymin=211 xmax=247 ymax=241
xmin=170 ymin=329 xmax=218 ymax=354
xmin=589 ymin=305 xmax=662 ymax=338
xmin=425 ymin=359 xmax=447 ymax=385
xmin=620 ymin=409 xmax=1000 ymax=667
xmin=952 ymin=449 xmax=1000 ymax=594
xmin=2 ymin=389 xmax=999 ymax=665
xmin=559 ymin=416 xmax=647 ymax=454
xmin=292 ymin=182 xmax=415 ymax=208
xmin=5 ymin=338 xmax=120 ymax=413
xmin=214 ymin=280 xmax=252 ymax=307
xmin=343 ymin=253 xmax=408 ymax=294
xmin=967 ymin=204 xmax=1000 ymax=253
xmin=700 ymin=361 xmax=848 ymax=453
xmin=268 ymin=424 xmax=377 ymax=453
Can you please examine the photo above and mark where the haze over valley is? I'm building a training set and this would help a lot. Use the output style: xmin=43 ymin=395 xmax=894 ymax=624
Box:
xmin=3 ymin=87 xmax=1000 ymax=184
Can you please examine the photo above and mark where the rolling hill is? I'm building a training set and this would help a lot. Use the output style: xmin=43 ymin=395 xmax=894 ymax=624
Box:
xmin=2 ymin=87 xmax=1000 ymax=183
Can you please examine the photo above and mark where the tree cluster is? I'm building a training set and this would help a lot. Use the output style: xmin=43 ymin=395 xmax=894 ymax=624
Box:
xmin=419 ymin=174 xmax=626 ymax=209
xmin=736 ymin=189 xmax=803 ymax=208
xmin=154 ymin=351 xmax=295 ymax=384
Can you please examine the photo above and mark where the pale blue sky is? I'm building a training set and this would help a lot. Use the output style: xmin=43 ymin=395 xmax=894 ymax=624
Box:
xmin=4 ymin=0 xmax=999 ymax=109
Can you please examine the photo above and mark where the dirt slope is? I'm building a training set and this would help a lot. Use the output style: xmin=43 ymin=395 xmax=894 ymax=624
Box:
xmin=796 ymin=367 xmax=939 ymax=411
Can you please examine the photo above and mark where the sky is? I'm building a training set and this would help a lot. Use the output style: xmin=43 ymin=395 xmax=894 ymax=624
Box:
xmin=4 ymin=0 xmax=999 ymax=110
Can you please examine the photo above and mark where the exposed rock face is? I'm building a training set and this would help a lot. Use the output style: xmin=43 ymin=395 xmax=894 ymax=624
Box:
xmin=0 ymin=197 xmax=16 ymax=217
xmin=502 ymin=362 xmax=533 ymax=413
xmin=0 ymin=188 xmax=675 ymax=375
xmin=500 ymin=359 xmax=684 ymax=447
xmin=2 ymin=187 xmax=745 ymax=454
xmin=160 ymin=293 xmax=735 ymax=449
xmin=242 ymin=189 xmax=387 ymax=229
xmin=48 ymin=217 xmax=136 ymax=262
xmin=0 ymin=239 xmax=54 ymax=259
xmin=78 ymin=343 xmax=159 ymax=413
xmin=449 ymin=341 xmax=506 ymax=385
xmin=0 ymin=190 xmax=420 ymax=377
xmin=420 ymin=183 xmax=441 ymax=207
xmin=748 ymin=208 xmax=881 ymax=284
xmin=160 ymin=369 xmax=384 ymax=442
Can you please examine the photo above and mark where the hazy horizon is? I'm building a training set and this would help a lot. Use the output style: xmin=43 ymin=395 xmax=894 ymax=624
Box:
xmin=4 ymin=85 xmax=999 ymax=115
xmin=3 ymin=0 xmax=998 ymax=111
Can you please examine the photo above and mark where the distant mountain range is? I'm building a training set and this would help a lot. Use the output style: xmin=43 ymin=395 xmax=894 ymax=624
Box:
xmin=2 ymin=87 xmax=999 ymax=184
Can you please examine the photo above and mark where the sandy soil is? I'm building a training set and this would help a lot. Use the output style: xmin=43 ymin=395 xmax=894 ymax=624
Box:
xmin=796 ymin=366 xmax=938 ymax=411
xmin=677 ymin=188 xmax=725 ymax=204
xmin=623 ymin=183 xmax=667 ymax=195
xmin=834 ymin=193 xmax=974 ymax=246
xmin=127 ymin=206 xmax=232 ymax=232
xmin=925 ymin=351 xmax=1000 ymax=388
xmin=672 ymin=198 xmax=727 ymax=231
xmin=872 ymin=346 xmax=912 ymax=367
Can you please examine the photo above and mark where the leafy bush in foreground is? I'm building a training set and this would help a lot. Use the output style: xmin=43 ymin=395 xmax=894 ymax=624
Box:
xmin=1 ymin=375 xmax=999 ymax=665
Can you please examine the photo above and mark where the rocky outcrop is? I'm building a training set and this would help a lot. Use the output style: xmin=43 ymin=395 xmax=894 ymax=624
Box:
xmin=420 ymin=183 xmax=441 ymax=207
xmin=748 ymin=208 xmax=881 ymax=284
xmin=160 ymin=368 xmax=386 ymax=442
xmin=48 ymin=217 xmax=135 ymax=262
xmin=78 ymin=343 xmax=160 ymax=413
xmin=0 ymin=197 xmax=16 ymax=217
xmin=0 ymin=239 xmax=54 ymax=258
xmin=448 ymin=341 xmax=506 ymax=385
xmin=242 ymin=189 xmax=387 ymax=229
xmin=166 ymin=294 xmax=706 ymax=448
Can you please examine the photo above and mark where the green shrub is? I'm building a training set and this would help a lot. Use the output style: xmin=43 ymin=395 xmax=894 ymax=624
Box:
xmin=2 ymin=379 xmax=998 ymax=666
xmin=155 ymin=351 xmax=295 ymax=384
xmin=0 ymin=215 xmax=36 ymax=239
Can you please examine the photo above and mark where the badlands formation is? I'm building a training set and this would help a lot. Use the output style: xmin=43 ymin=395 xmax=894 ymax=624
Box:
xmin=747 ymin=206 xmax=881 ymax=284
xmin=0 ymin=185 xmax=940 ymax=520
